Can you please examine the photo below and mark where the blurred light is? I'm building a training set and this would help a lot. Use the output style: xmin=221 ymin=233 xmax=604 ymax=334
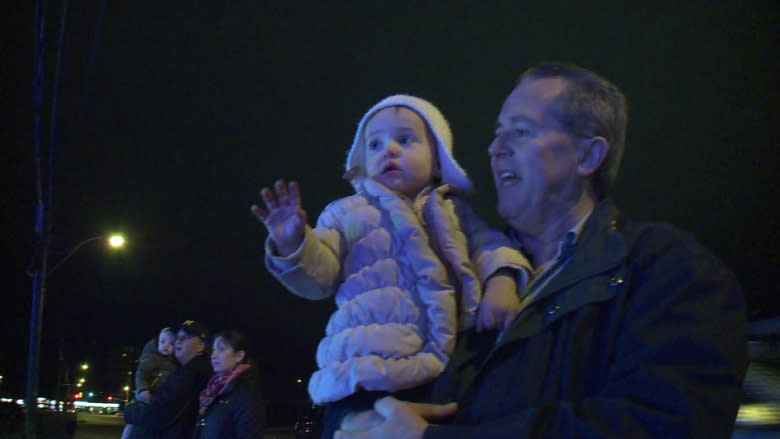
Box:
xmin=123 ymin=386 xmax=130 ymax=391
xmin=88 ymin=392 xmax=94 ymax=397
xmin=108 ymin=234 xmax=125 ymax=248
xmin=296 ymin=378 xmax=302 ymax=383
xmin=736 ymin=403 xmax=780 ymax=426
xmin=81 ymin=363 xmax=89 ymax=371
xmin=74 ymin=401 xmax=119 ymax=409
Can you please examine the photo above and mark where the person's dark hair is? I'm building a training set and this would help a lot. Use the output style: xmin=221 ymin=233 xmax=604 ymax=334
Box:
xmin=213 ymin=330 xmax=251 ymax=365
xmin=517 ymin=62 xmax=628 ymax=200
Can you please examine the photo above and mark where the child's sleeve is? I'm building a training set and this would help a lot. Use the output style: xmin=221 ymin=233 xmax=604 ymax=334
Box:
xmin=134 ymin=354 xmax=155 ymax=393
xmin=264 ymin=201 xmax=347 ymax=300
xmin=454 ymin=198 xmax=531 ymax=287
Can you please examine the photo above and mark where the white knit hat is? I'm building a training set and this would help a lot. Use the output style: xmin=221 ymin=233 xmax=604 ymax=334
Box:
xmin=344 ymin=94 xmax=473 ymax=194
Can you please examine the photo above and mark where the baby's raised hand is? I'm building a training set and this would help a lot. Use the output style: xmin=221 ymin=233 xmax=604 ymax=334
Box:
xmin=251 ymin=179 xmax=308 ymax=257
xmin=477 ymin=270 xmax=521 ymax=332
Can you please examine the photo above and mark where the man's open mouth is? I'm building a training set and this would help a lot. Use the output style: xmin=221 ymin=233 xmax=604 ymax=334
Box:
xmin=498 ymin=171 xmax=519 ymax=186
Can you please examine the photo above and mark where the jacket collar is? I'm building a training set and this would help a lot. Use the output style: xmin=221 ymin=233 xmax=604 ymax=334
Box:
xmin=530 ymin=198 xmax=626 ymax=303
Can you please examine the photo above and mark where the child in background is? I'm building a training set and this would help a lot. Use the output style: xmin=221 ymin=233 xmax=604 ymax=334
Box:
xmin=252 ymin=94 xmax=532 ymax=437
xmin=121 ymin=326 xmax=178 ymax=439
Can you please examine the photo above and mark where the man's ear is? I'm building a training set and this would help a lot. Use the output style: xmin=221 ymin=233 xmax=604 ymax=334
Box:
xmin=577 ymin=136 xmax=608 ymax=177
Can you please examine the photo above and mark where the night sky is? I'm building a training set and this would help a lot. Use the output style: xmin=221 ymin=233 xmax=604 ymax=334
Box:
xmin=2 ymin=1 xmax=778 ymax=401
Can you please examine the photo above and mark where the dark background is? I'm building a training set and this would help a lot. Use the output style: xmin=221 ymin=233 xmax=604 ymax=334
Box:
xmin=1 ymin=1 xmax=778 ymax=402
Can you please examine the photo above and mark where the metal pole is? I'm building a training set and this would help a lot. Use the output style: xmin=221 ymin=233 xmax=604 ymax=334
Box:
xmin=25 ymin=0 xmax=46 ymax=436
xmin=26 ymin=0 xmax=68 ymax=435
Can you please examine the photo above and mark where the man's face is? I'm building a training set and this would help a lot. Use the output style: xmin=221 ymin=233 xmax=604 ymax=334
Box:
xmin=175 ymin=330 xmax=204 ymax=365
xmin=364 ymin=107 xmax=437 ymax=198
xmin=489 ymin=77 xmax=583 ymax=234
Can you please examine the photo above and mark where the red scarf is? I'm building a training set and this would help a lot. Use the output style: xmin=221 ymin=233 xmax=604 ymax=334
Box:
xmin=198 ymin=364 xmax=250 ymax=416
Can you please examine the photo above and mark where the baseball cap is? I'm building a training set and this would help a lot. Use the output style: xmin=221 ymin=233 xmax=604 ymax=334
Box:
xmin=179 ymin=320 xmax=209 ymax=341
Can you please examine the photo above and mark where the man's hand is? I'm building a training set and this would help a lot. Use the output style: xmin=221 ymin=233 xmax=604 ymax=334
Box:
xmin=477 ymin=270 xmax=520 ymax=332
xmin=250 ymin=179 xmax=308 ymax=257
xmin=334 ymin=397 xmax=457 ymax=439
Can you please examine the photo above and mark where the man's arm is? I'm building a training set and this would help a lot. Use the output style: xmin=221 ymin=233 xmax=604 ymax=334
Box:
xmin=124 ymin=365 xmax=200 ymax=429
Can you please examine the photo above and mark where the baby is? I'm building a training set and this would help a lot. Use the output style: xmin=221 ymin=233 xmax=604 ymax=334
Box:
xmin=134 ymin=327 xmax=177 ymax=402
xmin=121 ymin=327 xmax=177 ymax=439
xmin=252 ymin=94 xmax=531 ymax=435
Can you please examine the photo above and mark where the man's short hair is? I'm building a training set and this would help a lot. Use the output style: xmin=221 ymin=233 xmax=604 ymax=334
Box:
xmin=517 ymin=62 xmax=628 ymax=200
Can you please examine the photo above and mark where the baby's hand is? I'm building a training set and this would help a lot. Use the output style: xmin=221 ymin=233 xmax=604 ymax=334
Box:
xmin=477 ymin=270 xmax=521 ymax=332
xmin=137 ymin=390 xmax=152 ymax=403
xmin=251 ymin=179 xmax=308 ymax=257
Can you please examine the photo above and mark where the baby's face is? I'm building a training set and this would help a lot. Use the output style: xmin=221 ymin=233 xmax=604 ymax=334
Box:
xmin=157 ymin=331 xmax=176 ymax=356
xmin=364 ymin=107 xmax=438 ymax=198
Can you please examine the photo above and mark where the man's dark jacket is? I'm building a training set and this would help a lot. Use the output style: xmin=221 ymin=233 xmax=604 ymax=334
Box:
xmin=192 ymin=372 xmax=266 ymax=439
xmin=425 ymin=200 xmax=748 ymax=438
xmin=124 ymin=353 xmax=212 ymax=439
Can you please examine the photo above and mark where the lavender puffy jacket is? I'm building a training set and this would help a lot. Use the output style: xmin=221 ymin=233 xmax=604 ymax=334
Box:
xmin=265 ymin=179 xmax=529 ymax=403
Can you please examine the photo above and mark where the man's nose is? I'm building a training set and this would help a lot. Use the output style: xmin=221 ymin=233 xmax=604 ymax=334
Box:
xmin=488 ymin=136 xmax=511 ymax=158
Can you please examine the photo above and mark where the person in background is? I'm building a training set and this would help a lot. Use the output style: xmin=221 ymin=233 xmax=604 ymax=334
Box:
xmin=333 ymin=62 xmax=748 ymax=439
xmin=124 ymin=320 xmax=212 ymax=439
xmin=193 ymin=330 xmax=265 ymax=439
xmin=121 ymin=326 xmax=178 ymax=439
xmin=252 ymin=94 xmax=532 ymax=438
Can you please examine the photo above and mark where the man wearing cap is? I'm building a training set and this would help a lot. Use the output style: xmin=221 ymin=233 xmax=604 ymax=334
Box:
xmin=124 ymin=320 xmax=213 ymax=439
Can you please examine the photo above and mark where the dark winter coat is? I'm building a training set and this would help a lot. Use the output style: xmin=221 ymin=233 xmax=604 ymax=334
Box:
xmin=124 ymin=354 xmax=212 ymax=439
xmin=192 ymin=372 xmax=265 ymax=439
xmin=135 ymin=338 xmax=177 ymax=397
xmin=424 ymin=199 xmax=748 ymax=438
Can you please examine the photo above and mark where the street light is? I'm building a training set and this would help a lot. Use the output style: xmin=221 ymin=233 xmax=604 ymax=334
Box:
xmin=47 ymin=234 xmax=126 ymax=277
xmin=108 ymin=234 xmax=125 ymax=248
xmin=80 ymin=363 xmax=89 ymax=371
xmin=25 ymin=234 xmax=126 ymax=438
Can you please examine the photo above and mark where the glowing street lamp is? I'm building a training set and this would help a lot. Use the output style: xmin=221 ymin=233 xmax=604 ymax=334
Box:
xmin=80 ymin=363 xmax=89 ymax=371
xmin=108 ymin=234 xmax=125 ymax=248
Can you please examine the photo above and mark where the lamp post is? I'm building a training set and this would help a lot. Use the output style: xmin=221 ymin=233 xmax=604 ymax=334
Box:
xmin=25 ymin=234 xmax=125 ymax=438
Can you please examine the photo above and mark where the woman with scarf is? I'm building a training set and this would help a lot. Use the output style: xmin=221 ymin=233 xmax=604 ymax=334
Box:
xmin=193 ymin=330 xmax=265 ymax=439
